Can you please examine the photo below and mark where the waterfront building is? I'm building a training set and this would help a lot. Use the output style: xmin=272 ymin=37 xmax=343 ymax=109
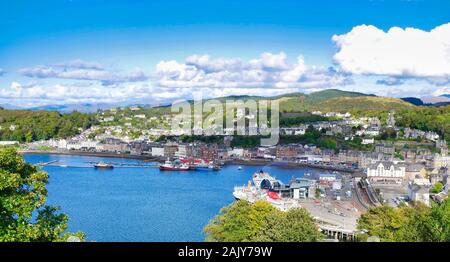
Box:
xmin=164 ymin=143 xmax=179 ymax=158
xmin=338 ymin=150 xmax=359 ymax=164
xmin=228 ymin=148 xmax=244 ymax=158
xmin=272 ymin=178 xmax=316 ymax=199
xmin=276 ymin=145 xmax=299 ymax=160
xmin=200 ymin=143 xmax=219 ymax=160
xmin=151 ymin=146 xmax=165 ymax=157
xmin=366 ymin=161 xmax=405 ymax=183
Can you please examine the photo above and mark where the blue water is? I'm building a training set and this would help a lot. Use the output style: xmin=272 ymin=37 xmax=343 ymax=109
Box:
xmin=23 ymin=153 xmax=324 ymax=242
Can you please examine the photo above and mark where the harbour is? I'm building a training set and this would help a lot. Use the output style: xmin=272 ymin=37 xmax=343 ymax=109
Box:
xmin=23 ymin=153 xmax=336 ymax=242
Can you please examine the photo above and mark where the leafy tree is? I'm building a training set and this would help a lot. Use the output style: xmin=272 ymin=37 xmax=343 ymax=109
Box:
xmin=0 ymin=148 xmax=84 ymax=241
xmin=204 ymin=200 xmax=323 ymax=242
xmin=253 ymin=208 xmax=323 ymax=242
xmin=204 ymin=200 xmax=275 ymax=242
xmin=357 ymin=200 xmax=450 ymax=242
xmin=430 ymin=182 xmax=444 ymax=194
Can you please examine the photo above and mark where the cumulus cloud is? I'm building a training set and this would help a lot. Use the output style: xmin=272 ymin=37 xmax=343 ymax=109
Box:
xmin=54 ymin=59 xmax=104 ymax=70
xmin=432 ymin=87 xmax=450 ymax=97
xmin=0 ymin=81 xmax=160 ymax=107
xmin=332 ymin=23 xmax=450 ymax=80
xmin=156 ymin=52 xmax=351 ymax=90
xmin=19 ymin=60 xmax=149 ymax=85
xmin=375 ymin=77 xmax=404 ymax=86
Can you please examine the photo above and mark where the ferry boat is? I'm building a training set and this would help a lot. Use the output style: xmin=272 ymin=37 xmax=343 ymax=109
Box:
xmin=159 ymin=159 xmax=190 ymax=171
xmin=252 ymin=170 xmax=280 ymax=189
xmin=94 ymin=162 xmax=114 ymax=169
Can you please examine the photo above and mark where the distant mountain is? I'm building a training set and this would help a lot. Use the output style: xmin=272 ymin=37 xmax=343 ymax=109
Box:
xmin=0 ymin=104 xmax=23 ymax=110
xmin=5 ymin=88 xmax=433 ymax=114
xmin=160 ymin=89 xmax=410 ymax=113
xmin=441 ymin=94 xmax=450 ymax=98
xmin=306 ymin=96 xmax=415 ymax=112
xmin=304 ymin=89 xmax=374 ymax=103
xmin=401 ymin=97 xmax=424 ymax=106
xmin=30 ymin=103 xmax=123 ymax=113
xmin=276 ymin=89 xmax=377 ymax=112
xmin=421 ymin=96 xmax=450 ymax=105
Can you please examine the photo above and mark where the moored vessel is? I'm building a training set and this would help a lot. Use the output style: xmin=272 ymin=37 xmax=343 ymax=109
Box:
xmin=94 ymin=162 xmax=114 ymax=169
xmin=159 ymin=159 xmax=190 ymax=171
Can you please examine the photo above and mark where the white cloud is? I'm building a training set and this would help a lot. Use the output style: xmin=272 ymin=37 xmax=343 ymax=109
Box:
xmin=54 ymin=59 xmax=104 ymax=70
xmin=332 ymin=23 xmax=450 ymax=80
xmin=156 ymin=52 xmax=350 ymax=90
xmin=432 ymin=86 xmax=450 ymax=96
xmin=19 ymin=60 xmax=149 ymax=85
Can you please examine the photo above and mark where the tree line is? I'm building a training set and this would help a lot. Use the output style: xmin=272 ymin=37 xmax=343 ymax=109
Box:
xmin=0 ymin=109 xmax=97 ymax=142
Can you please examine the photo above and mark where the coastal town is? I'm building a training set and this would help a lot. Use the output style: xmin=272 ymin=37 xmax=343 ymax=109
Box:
xmin=8 ymin=106 xmax=446 ymax=240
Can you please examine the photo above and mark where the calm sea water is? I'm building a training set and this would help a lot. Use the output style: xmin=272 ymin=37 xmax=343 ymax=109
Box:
xmin=23 ymin=153 xmax=324 ymax=242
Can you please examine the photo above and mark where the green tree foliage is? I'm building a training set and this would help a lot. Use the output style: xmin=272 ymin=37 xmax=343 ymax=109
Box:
xmin=0 ymin=109 xmax=97 ymax=142
xmin=430 ymin=182 xmax=444 ymax=194
xmin=279 ymin=114 xmax=329 ymax=127
xmin=253 ymin=208 xmax=323 ymax=242
xmin=357 ymin=200 xmax=450 ymax=242
xmin=0 ymin=148 xmax=84 ymax=241
xmin=396 ymin=106 xmax=450 ymax=143
xmin=204 ymin=200 xmax=323 ymax=242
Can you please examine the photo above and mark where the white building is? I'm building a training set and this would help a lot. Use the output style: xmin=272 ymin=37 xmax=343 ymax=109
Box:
xmin=134 ymin=114 xmax=146 ymax=119
xmin=408 ymin=183 xmax=431 ymax=206
xmin=228 ymin=148 xmax=244 ymax=158
xmin=362 ymin=138 xmax=375 ymax=145
xmin=366 ymin=161 xmax=405 ymax=183
xmin=151 ymin=147 xmax=165 ymax=157
xmin=66 ymin=140 xmax=103 ymax=151
xmin=0 ymin=141 xmax=19 ymax=146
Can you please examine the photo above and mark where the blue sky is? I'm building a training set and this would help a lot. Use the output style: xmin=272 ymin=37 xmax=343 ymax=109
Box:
xmin=1 ymin=0 xmax=450 ymax=107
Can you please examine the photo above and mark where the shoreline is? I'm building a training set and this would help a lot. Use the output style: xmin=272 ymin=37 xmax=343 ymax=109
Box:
xmin=19 ymin=150 xmax=161 ymax=161
xmin=20 ymin=150 xmax=360 ymax=173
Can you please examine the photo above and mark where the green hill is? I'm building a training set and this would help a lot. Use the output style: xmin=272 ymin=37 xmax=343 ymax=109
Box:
xmin=306 ymin=96 xmax=416 ymax=112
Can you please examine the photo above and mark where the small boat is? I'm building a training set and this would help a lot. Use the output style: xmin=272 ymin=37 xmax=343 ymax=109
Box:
xmin=195 ymin=161 xmax=221 ymax=171
xmin=238 ymin=166 xmax=242 ymax=170
xmin=94 ymin=162 xmax=114 ymax=169
xmin=159 ymin=160 xmax=190 ymax=171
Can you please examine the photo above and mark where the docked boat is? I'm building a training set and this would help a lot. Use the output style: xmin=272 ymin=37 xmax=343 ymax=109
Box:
xmin=195 ymin=162 xmax=221 ymax=171
xmin=180 ymin=158 xmax=221 ymax=171
xmin=159 ymin=159 xmax=190 ymax=171
xmin=252 ymin=170 xmax=280 ymax=189
xmin=94 ymin=162 xmax=114 ymax=169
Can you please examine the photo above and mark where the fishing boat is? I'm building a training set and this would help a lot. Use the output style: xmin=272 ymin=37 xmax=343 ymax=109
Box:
xmin=195 ymin=162 xmax=221 ymax=171
xmin=159 ymin=159 xmax=190 ymax=171
xmin=94 ymin=162 xmax=114 ymax=169
xmin=180 ymin=158 xmax=221 ymax=171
